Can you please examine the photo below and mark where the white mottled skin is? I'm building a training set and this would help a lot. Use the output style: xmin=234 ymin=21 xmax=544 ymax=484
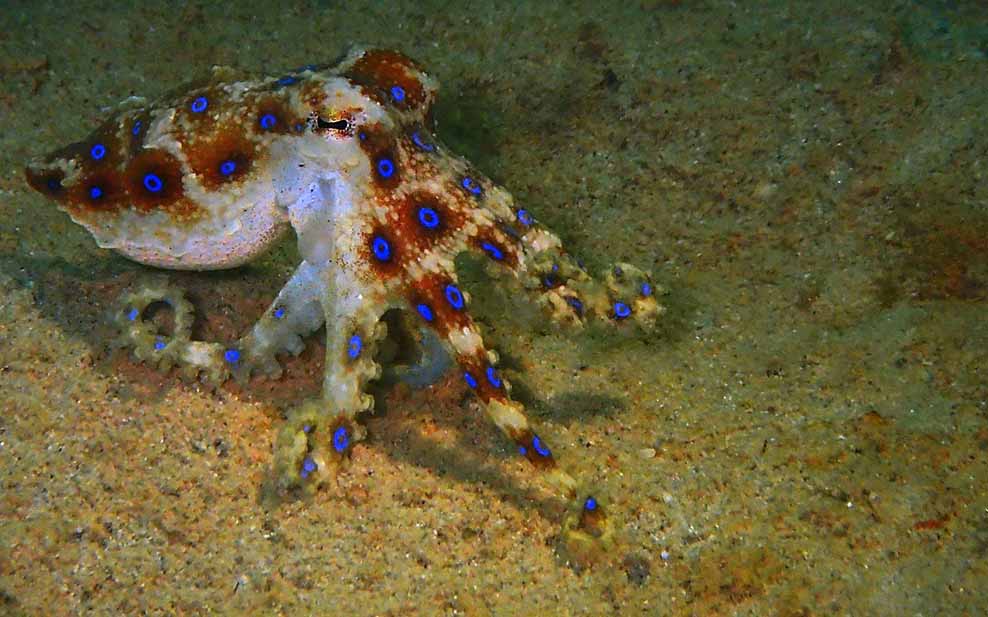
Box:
xmin=27 ymin=46 xmax=664 ymax=529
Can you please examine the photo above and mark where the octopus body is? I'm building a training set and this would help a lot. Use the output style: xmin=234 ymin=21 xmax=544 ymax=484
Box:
xmin=26 ymin=47 xmax=662 ymax=539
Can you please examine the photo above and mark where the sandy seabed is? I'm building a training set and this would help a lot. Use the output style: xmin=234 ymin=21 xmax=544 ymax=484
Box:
xmin=1 ymin=1 xmax=986 ymax=615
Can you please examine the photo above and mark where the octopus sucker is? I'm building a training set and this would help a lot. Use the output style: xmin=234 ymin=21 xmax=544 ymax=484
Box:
xmin=25 ymin=45 xmax=666 ymax=543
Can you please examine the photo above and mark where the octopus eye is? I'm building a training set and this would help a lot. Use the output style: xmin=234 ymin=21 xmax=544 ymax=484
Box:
xmin=317 ymin=117 xmax=350 ymax=132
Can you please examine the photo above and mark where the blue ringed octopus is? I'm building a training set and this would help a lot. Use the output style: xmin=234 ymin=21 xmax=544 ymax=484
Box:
xmin=25 ymin=46 xmax=664 ymax=551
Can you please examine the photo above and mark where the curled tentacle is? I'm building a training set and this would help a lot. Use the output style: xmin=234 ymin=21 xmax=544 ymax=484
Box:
xmin=114 ymin=278 xmax=232 ymax=384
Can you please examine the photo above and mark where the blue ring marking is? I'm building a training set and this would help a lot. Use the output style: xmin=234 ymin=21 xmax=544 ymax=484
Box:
xmin=584 ymin=496 xmax=597 ymax=511
xmin=131 ymin=120 xmax=143 ymax=136
xmin=90 ymin=143 xmax=106 ymax=160
xmin=273 ymin=307 xmax=286 ymax=319
xmin=417 ymin=206 xmax=440 ymax=229
xmin=485 ymin=366 xmax=501 ymax=388
xmin=461 ymin=176 xmax=482 ymax=196
xmin=259 ymin=113 xmax=277 ymax=130
xmin=46 ymin=178 xmax=61 ymax=192
xmin=516 ymin=209 xmax=533 ymax=226
xmin=411 ymin=131 xmax=435 ymax=152
xmin=613 ymin=302 xmax=631 ymax=319
xmin=154 ymin=338 xmax=166 ymax=351
xmin=190 ymin=96 xmax=208 ymax=113
xmin=347 ymin=334 xmax=362 ymax=359
xmin=518 ymin=445 xmax=528 ymax=456
xmin=300 ymin=456 xmax=317 ymax=479
xmin=463 ymin=371 xmax=478 ymax=389
xmin=390 ymin=85 xmax=406 ymax=102
xmin=88 ymin=186 xmax=103 ymax=200
xmin=219 ymin=160 xmax=237 ymax=176
xmin=358 ymin=131 xmax=368 ymax=141
xmin=332 ymin=426 xmax=349 ymax=453
xmin=302 ymin=424 xmax=312 ymax=433
xmin=481 ymin=242 xmax=504 ymax=261
xmin=532 ymin=434 xmax=551 ymax=457
xmin=565 ymin=296 xmax=584 ymax=314
xmin=641 ymin=282 xmax=652 ymax=296
xmin=376 ymin=158 xmax=395 ymax=179
xmin=276 ymin=75 xmax=298 ymax=87
xmin=142 ymin=173 xmax=163 ymax=193
xmin=224 ymin=348 xmax=240 ymax=364
xmin=126 ymin=307 xmax=139 ymax=321
xmin=444 ymin=284 xmax=464 ymax=310
xmin=416 ymin=303 xmax=434 ymax=322
xmin=371 ymin=236 xmax=391 ymax=261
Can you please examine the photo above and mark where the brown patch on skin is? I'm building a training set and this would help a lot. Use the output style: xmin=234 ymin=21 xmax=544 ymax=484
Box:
xmin=67 ymin=169 xmax=127 ymax=214
xmin=363 ymin=226 xmax=403 ymax=279
xmin=252 ymin=96 xmax=301 ymax=136
xmin=579 ymin=499 xmax=607 ymax=537
xmin=356 ymin=123 xmax=401 ymax=189
xmin=458 ymin=352 xmax=508 ymax=404
xmin=183 ymin=127 xmax=257 ymax=190
xmin=512 ymin=428 xmax=557 ymax=470
xmin=24 ymin=165 xmax=67 ymax=202
xmin=176 ymin=86 xmax=224 ymax=131
xmin=406 ymin=273 xmax=472 ymax=339
xmin=389 ymin=190 xmax=468 ymax=254
xmin=325 ymin=417 xmax=355 ymax=461
xmin=345 ymin=49 xmax=428 ymax=111
xmin=125 ymin=149 xmax=194 ymax=216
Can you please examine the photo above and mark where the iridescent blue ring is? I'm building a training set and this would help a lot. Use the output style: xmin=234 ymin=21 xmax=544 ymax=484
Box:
xmin=224 ymin=348 xmax=240 ymax=364
xmin=461 ymin=176 xmax=482 ymax=196
xmin=584 ymin=496 xmax=597 ymax=511
xmin=463 ymin=372 xmax=478 ymax=389
xmin=481 ymin=242 xmax=504 ymax=260
xmin=88 ymin=186 xmax=103 ymax=200
xmin=416 ymin=303 xmax=434 ymax=322
xmin=417 ymin=206 xmax=440 ymax=229
xmin=444 ymin=284 xmax=464 ymax=309
xmin=332 ymin=426 xmax=350 ymax=453
xmin=90 ymin=143 xmax=106 ymax=160
xmin=190 ymin=96 xmax=208 ymax=113
xmin=377 ymin=158 xmax=395 ymax=179
xmin=517 ymin=209 xmax=533 ymax=226
xmin=219 ymin=160 xmax=236 ymax=176
xmin=131 ymin=120 xmax=143 ymax=136
xmin=142 ymin=173 xmax=163 ymax=193
xmin=273 ymin=307 xmax=286 ymax=319
xmin=347 ymin=334 xmax=362 ymax=359
xmin=371 ymin=236 xmax=391 ymax=261
xmin=485 ymin=366 xmax=501 ymax=388
xmin=126 ymin=307 xmax=139 ymax=321
xmin=613 ymin=302 xmax=631 ymax=319
xmin=411 ymin=131 xmax=435 ymax=152
xmin=532 ymin=435 xmax=551 ymax=457
xmin=390 ymin=85 xmax=406 ymax=102
xmin=300 ymin=456 xmax=317 ymax=479
xmin=641 ymin=282 xmax=652 ymax=296
xmin=154 ymin=338 xmax=166 ymax=351
xmin=259 ymin=113 xmax=277 ymax=130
